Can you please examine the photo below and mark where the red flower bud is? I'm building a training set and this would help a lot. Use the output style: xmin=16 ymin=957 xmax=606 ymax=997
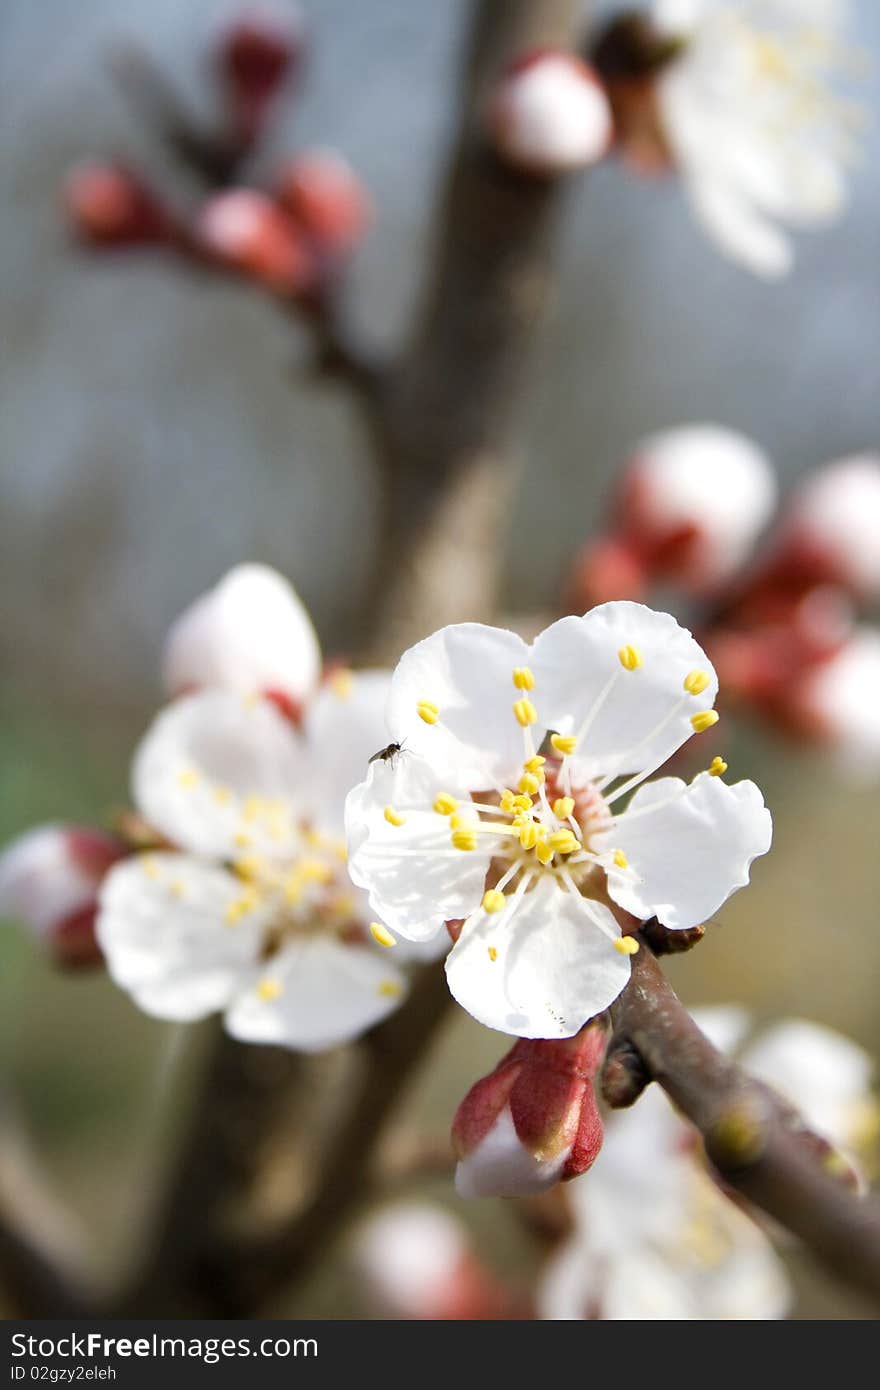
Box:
xmin=196 ymin=189 xmax=315 ymax=293
xmin=452 ymin=1021 xmax=607 ymax=1197
xmin=64 ymin=163 xmax=171 ymax=247
xmin=276 ymin=150 xmax=373 ymax=260
xmin=0 ymin=825 xmax=125 ymax=969
xmin=217 ymin=6 xmax=306 ymax=146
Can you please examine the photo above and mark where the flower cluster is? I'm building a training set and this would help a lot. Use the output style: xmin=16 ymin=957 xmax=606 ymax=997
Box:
xmin=346 ymin=601 xmax=771 ymax=1039
xmin=0 ymin=565 xmax=441 ymax=1050
xmin=487 ymin=3 xmax=863 ymax=276
xmin=567 ymin=431 xmax=880 ymax=776
xmin=63 ymin=6 xmax=371 ymax=300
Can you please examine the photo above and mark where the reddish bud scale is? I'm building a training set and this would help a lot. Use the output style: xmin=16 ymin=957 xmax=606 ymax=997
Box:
xmin=219 ymin=11 xmax=304 ymax=146
xmin=275 ymin=152 xmax=373 ymax=261
xmin=64 ymin=164 xmax=171 ymax=247
xmin=453 ymin=1021 xmax=608 ymax=1185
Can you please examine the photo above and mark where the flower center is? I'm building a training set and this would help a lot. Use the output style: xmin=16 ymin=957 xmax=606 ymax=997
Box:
xmin=225 ymin=826 xmax=357 ymax=953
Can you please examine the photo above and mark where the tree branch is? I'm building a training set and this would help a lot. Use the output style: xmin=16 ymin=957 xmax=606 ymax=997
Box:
xmin=602 ymin=938 xmax=880 ymax=1309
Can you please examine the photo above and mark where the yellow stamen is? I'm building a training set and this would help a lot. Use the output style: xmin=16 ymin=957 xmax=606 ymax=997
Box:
xmin=618 ymin=645 xmax=643 ymax=671
xmin=551 ymin=733 xmax=577 ymax=755
xmin=684 ymin=669 xmax=711 ymax=696
xmin=614 ymin=937 xmax=640 ymax=956
xmin=536 ymin=840 xmax=554 ymax=866
xmin=488 ymin=946 xmax=498 ymax=962
xmin=416 ymin=700 xmax=439 ymax=725
xmin=370 ymin=922 xmax=397 ymax=948
xmin=691 ymin=710 xmax=720 ymax=733
xmin=482 ymin=889 xmax=506 ymax=914
xmin=518 ymin=821 xmax=540 ymax=851
xmin=512 ymin=666 xmax=536 ymax=691
xmin=553 ymin=796 xmax=575 ymax=819
xmin=513 ymin=793 xmax=532 ymax=812
xmin=613 ymin=848 xmax=629 ymax=869
xmin=233 ymin=854 xmax=264 ymax=881
xmin=518 ymin=772 xmax=541 ymax=795
xmin=499 ymin=789 xmax=518 ymax=814
xmin=513 ymin=698 xmax=538 ymax=727
xmin=450 ymin=811 xmax=477 ymax=831
xmin=523 ymin=754 xmax=546 ymax=773
xmin=384 ymin=804 xmax=406 ymax=827
xmin=378 ymin=980 xmax=402 ymax=998
xmin=546 ymin=829 xmax=580 ymax=855
xmin=330 ymin=667 xmax=354 ymax=699
xmin=452 ymin=829 xmax=478 ymax=852
xmin=141 ymin=855 xmax=160 ymax=880
xmin=708 ymin=756 xmax=728 ymax=777
xmin=213 ymin=785 xmax=231 ymax=804
xmin=433 ymin=792 xmax=458 ymax=815
xmin=177 ymin=767 xmax=200 ymax=789
xmin=233 ymin=831 xmax=252 ymax=848
xmin=257 ymin=978 xmax=283 ymax=1001
xmin=297 ymin=858 xmax=334 ymax=884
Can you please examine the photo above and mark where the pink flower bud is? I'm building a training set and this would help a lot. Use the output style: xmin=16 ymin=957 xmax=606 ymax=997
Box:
xmin=352 ymin=1204 xmax=509 ymax=1319
xmin=564 ymin=535 xmax=648 ymax=611
xmin=0 ymin=825 xmax=124 ymax=967
xmin=197 ymin=189 xmax=315 ymax=292
xmin=452 ymin=1023 xmax=607 ymax=1198
xmin=217 ymin=6 xmax=305 ymax=145
xmin=788 ymin=629 xmax=880 ymax=774
xmin=63 ymin=162 xmax=171 ymax=246
xmin=777 ymin=455 xmax=880 ymax=601
xmin=162 ymin=563 xmax=321 ymax=707
xmin=616 ymin=425 xmax=777 ymax=592
xmin=488 ymin=51 xmax=613 ymax=177
xmin=276 ymin=150 xmax=373 ymax=259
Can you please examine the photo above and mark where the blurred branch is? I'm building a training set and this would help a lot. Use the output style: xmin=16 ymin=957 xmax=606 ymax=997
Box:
xmin=116 ymin=962 xmax=452 ymax=1316
xmin=602 ymin=938 xmax=880 ymax=1309
xmin=0 ymin=1101 xmax=94 ymax=1316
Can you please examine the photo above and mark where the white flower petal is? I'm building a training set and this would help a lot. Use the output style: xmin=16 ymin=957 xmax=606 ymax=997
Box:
xmin=303 ymin=669 xmax=392 ymax=836
xmin=599 ymin=773 xmax=772 ymax=931
xmin=346 ymin=755 xmax=491 ymax=942
xmin=532 ymin=602 xmax=717 ymax=781
xmin=445 ymin=877 xmax=631 ymax=1039
xmin=686 ymin=173 xmax=794 ymax=278
xmin=132 ymin=690 xmax=306 ymax=860
xmin=385 ymin=623 xmax=534 ymax=785
xmin=96 ymin=853 xmax=265 ymax=1021
xmin=162 ymin=563 xmax=321 ymax=703
xmin=224 ymin=936 xmax=407 ymax=1052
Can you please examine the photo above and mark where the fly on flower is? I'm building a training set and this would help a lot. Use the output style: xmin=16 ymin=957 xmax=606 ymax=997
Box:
xmin=345 ymin=601 xmax=772 ymax=1040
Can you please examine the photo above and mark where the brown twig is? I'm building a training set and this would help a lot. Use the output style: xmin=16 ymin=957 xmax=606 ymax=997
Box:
xmin=603 ymin=938 xmax=880 ymax=1308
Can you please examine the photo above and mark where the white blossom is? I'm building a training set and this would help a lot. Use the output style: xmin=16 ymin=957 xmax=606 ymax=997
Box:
xmin=346 ymin=602 xmax=771 ymax=1039
xmin=97 ymin=673 xmax=437 ymax=1051
xmin=654 ymin=0 xmax=862 ymax=276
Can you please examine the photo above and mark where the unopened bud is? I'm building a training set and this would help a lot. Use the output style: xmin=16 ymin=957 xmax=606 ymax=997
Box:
xmin=788 ymin=630 xmax=880 ymax=776
xmin=452 ymin=1022 xmax=607 ymax=1198
xmin=0 ymin=825 xmax=125 ymax=967
xmin=779 ymin=455 xmax=880 ymax=601
xmin=351 ymin=1203 xmax=507 ymax=1319
xmin=217 ymin=6 xmax=306 ymax=145
xmin=162 ymin=563 xmax=321 ymax=710
xmin=488 ymin=51 xmax=613 ymax=177
xmin=197 ymin=189 xmax=315 ymax=292
xmin=276 ymin=150 xmax=373 ymax=259
xmin=617 ymin=425 xmax=776 ymax=592
xmin=64 ymin=162 xmax=171 ymax=246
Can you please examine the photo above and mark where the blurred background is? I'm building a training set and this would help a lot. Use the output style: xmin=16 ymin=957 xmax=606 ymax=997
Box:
xmin=1 ymin=0 xmax=878 ymax=1318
